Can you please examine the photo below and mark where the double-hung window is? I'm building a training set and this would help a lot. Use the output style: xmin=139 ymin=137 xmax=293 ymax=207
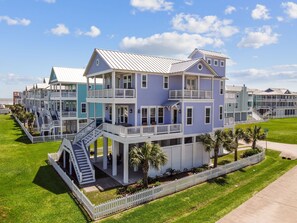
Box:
xmin=220 ymin=80 xmax=224 ymax=95
xmin=81 ymin=103 xmax=86 ymax=113
xmin=141 ymin=74 xmax=147 ymax=88
xmin=163 ymin=76 xmax=169 ymax=89
xmin=158 ymin=107 xmax=164 ymax=124
xmin=205 ymin=107 xmax=211 ymax=124
xmin=186 ymin=107 xmax=193 ymax=125
xmin=219 ymin=106 xmax=223 ymax=120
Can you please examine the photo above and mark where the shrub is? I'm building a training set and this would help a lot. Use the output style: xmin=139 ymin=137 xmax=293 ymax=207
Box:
xmin=242 ymin=148 xmax=261 ymax=158
xmin=154 ymin=181 xmax=161 ymax=187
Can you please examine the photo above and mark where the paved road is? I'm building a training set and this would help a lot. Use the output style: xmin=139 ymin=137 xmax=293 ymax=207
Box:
xmin=217 ymin=141 xmax=297 ymax=223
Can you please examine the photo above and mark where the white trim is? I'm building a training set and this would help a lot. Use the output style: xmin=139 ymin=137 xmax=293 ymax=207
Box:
xmin=141 ymin=74 xmax=147 ymax=89
xmin=220 ymin=60 xmax=225 ymax=67
xmin=157 ymin=106 xmax=164 ymax=124
xmin=163 ymin=75 xmax=169 ymax=89
xmin=197 ymin=63 xmax=203 ymax=71
xmin=214 ymin=59 xmax=218 ymax=67
xmin=219 ymin=105 xmax=223 ymax=120
xmin=186 ymin=106 xmax=193 ymax=126
xmin=205 ymin=106 xmax=211 ymax=124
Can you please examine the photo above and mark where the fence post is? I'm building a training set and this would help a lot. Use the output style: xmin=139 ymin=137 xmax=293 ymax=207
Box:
xmin=175 ymin=179 xmax=178 ymax=192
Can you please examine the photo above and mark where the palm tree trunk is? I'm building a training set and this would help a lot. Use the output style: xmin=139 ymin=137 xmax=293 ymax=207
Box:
xmin=142 ymin=163 xmax=149 ymax=188
xmin=234 ymin=148 xmax=238 ymax=161
xmin=252 ymin=140 xmax=256 ymax=149
xmin=214 ymin=147 xmax=219 ymax=168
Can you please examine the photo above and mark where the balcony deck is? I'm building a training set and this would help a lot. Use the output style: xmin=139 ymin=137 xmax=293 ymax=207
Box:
xmin=169 ymin=90 xmax=212 ymax=100
xmin=87 ymin=88 xmax=136 ymax=103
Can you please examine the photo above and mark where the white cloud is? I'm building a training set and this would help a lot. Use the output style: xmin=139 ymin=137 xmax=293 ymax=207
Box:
xmin=226 ymin=59 xmax=237 ymax=67
xmin=120 ymin=32 xmax=223 ymax=58
xmin=225 ymin=6 xmax=236 ymax=15
xmin=0 ymin=73 xmax=41 ymax=85
xmin=251 ymin=4 xmax=271 ymax=20
xmin=237 ymin=26 xmax=279 ymax=49
xmin=0 ymin=16 xmax=31 ymax=26
xmin=184 ymin=0 xmax=193 ymax=6
xmin=277 ymin=16 xmax=284 ymax=21
xmin=130 ymin=0 xmax=173 ymax=12
xmin=50 ymin=24 xmax=70 ymax=36
xmin=77 ymin=26 xmax=101 ymax=38
xmin=172 ymin=13 xmax=239 ymax=38
xmin=42 ymin=0 xmax=56 ymax=3
xmin=282 ymin=2 xmax=297 ymax=19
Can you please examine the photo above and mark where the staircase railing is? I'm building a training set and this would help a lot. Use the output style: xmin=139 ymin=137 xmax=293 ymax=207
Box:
xmin=81 ymin=141 xmax=95 ymax=181
xmin=82 ymin=123 xmax=103 ymax=147
xmin=73 ymin=120 xmax=96 ymax=144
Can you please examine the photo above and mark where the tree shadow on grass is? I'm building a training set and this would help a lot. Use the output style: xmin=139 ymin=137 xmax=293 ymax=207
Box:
xmin=218 ymin=160 xmax=232 ymax=165
xmin=33 ymin=164 xmax=69 ymax=195
xmin=207 ymin=174 xmax=228 ymax=186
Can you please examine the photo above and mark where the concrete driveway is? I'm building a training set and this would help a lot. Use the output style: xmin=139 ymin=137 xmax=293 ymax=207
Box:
xmin=217 ymin=141 xmax=297 ymax=223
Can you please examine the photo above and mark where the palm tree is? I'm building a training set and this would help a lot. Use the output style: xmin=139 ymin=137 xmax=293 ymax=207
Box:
xmin=244 ymin=125 xmax=266 ymax=149
xmin=225 ymin=128 xmax=245 ymax=161
xmin=198 ymin=129 xmax=229 ymax=168
xmin=130 ymin=142 xmax=167 ymax=188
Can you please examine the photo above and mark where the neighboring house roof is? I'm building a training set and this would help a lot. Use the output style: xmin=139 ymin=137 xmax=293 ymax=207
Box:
xmin=170 ymin=60 xmax=198 ymax=73
xmin=188 ymin=48 xmax=229 ymax=59
xmin=43 ymin=78 xmax=49 ymax=84
xmin=226 ymin=85 xmax=244 ymax=92
xmin=35 ymin=83 xmax=49 ymax=89
xmin=254 ymin=88 xmax=297 ymax=95
xmin=26 ymin=85 xmax=33 ymax=91
xmin=50 ymin=67 xmax=86 ymax=84
xmin=95 ymin=49 xmax=182 ymax=74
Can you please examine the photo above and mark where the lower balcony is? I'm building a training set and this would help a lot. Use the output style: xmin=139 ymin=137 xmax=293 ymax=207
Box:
xmin=102 ymin=123 xmax=182 ymax=138
xmin=169 ymin=90 xmax=212 ymax=100
xmin=57 ymin=111 xmax=77 ymax=118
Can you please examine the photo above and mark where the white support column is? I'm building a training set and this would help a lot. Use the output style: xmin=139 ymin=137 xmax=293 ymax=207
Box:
xmin=112 ymin=71 xmax=116 ymax=98
xmin=135 ymin=73 xmax=138 ymax=126
xmin=87 ymin=77 xmax=90 ymax=123
xmin=112 ymin=103 xmax=116 ymax=125
xmin=94 ymin=140 xmax=97 ymax=162
xmin=112 ymin=140 xmax=118 ymax=176
xmin=63 ymin=150 xmax=66 ymax=169
xmin=59 ymin=83 xmax=62 ymax=136
xmin=192 ymin=137 xmax=197 ymax=167
xmin=198 ymin=76 xmax=200 ymax=98
xmin=103 ymin=137 xmax=108 ymax=169
xmin=123 ymin=143 xmax=129 ymax=184
xmin=69 ymin=158 xmax=72 ymax=175
xmin=182 ymin=73 xmax=185 ymax=99
xmin=211 ymin=77 xmax=214 ymax=99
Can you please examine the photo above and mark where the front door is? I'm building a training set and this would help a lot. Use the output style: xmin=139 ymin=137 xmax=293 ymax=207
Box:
xmin=186 ymin=77 xmax=197 ymax=90
xmin=172 ymin=109 xmax=178 ymax=124
xmin=117 ymin=106 xmax=128 ymax=124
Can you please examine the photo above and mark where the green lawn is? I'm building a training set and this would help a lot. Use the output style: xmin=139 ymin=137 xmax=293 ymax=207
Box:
xmin=236 ymin=117 xmax=297 ymax=144
xmin=212 ymin=149 xmax=248 ymax=165
xmin=0 ymin=115 xmax=87 ymax=223
xmin=101 ymin=150 xmax=297 ymax=223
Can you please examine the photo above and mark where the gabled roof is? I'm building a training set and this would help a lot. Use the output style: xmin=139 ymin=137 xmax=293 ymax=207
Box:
xmin=35 ymin=83 xmax=49 ymax=89
xmin=188 ymin=48 xmax=229 ymax=59
xmin=43 ymin=78 xmax=49 ymax=84
xmin=26 ymin=85 xmax=33 ymax=91
xmin=50 ymin=67 xmax=86 ymax=84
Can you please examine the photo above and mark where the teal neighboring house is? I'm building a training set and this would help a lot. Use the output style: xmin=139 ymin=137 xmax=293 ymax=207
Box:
xmin=39 ymin=67 xmax=102 ymax=135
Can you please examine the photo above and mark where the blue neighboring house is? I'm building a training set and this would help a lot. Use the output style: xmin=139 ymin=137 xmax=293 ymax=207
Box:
xmin=55 ymin=48 xmax=231 ymax=185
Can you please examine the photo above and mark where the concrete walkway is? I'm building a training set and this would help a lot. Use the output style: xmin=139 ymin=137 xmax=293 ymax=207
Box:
xmin=217 ymin=141 xmax=297 ymax=223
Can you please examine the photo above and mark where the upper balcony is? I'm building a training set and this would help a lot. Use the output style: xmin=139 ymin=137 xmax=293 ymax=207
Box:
xmin=50 ymin=91 xmax=77 ymax=100
xmin=87 ymin=88 xmax=136 ymax=104
xmin=169 ymin=90 xmax=212 ymax=100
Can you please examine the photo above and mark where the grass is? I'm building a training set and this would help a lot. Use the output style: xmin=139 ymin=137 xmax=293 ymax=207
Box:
xmin=84 ymin=189 xmax=119 ymax=205
xmin=212 ymin=149 xmax=248 ymax=165
xmin=0 ymin=115 xmax=88 ymax=223
xmin=236 ymin=117 xmax=297 ymax=144
xmin=101 ymin=150 xmax=297 ymax=223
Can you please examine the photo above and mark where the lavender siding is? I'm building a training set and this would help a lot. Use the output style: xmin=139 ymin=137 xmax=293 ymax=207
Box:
xmin=199 ymin=78 xmax=212 ymax=91
xmin=87 ymin=53 xmax=111 ymax=76
xmin=213 ymin=79 xmax=224 ymax=128
xmin=189 ymin=51 xmax=204 ymax=59
xmin=183 ymin=102 xmax=213 ymax=134
xmin=169 ymin=75 xmax=182 ymax=90
xmin=210 ymin=60 xmax=226 ymax=77
xmin=186 ymin=63 xmax=213 ymax=75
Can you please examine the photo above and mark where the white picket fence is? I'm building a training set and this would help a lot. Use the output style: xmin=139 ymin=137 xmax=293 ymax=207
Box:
xmin=48 ymin=148 xmax=265 ymax=220
xmin=13 ymin=115 xmax=75 ymax=143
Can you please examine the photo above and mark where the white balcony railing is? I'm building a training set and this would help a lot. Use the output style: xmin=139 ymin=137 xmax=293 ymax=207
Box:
xmin=88 ymin=88 xmax=135 ymax=99
xmin=224 ymin=117 xmax=235 ymax=126
xmin=50 ymin=91 xmax=76 ymax=98
xmin=169 ymin=90 xmax=212 ymax=99
xmin=57 ymin=111 xmax=77 ymax=117
xmin=103 ymin=123 xmax=182 ymax=137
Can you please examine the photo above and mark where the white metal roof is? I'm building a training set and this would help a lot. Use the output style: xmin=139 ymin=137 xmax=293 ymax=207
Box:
xmin=96 ymin=49 xmax=182 ymax=74
xmin=170 ymin=59 xmax=199 ymax=73
xmin=35 ymin=83 xmax=49 ymax=89
xmin=188 ymin=48 xmax=229 ymax=59
xmin=51 ymin=67 xmax=86 ymax=84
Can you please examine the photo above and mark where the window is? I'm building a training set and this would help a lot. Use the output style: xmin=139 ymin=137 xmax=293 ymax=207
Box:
xmin=205 ymin=107 xmax=211 ymax=124
xmin=141 ymin=108 xmax=148 ymax=125
xmin=109 ymin=107 xmax=112 ymax=121
xmin=220 ymin=60 xmax=225 ymax=67
xmin=123 ymin=75 xmax=132 ymax=89
xmin=158 ymin=107 xmax=164 ymax=124
xmin=220 ymin=80 xmax=224 ymax=94
xmin=207 ymin=58 xmax=212 ymax=65
xmin=197 ymin=63 xmax=203 ymax=71
xmin=186 ymin=107 xmax=193 ymax=125
xmin=219 ymin=106 xmax=223 ymax=120
xmin=150 ymin=107 xmax=156 ymax=124
xmin=214 ymin=59 xmax=218 ymax=66
xmin=163 ymin=76 xmax=169 ymax=89
xmin=96 ymin=59 xmax=99 ymax=66
xmin=81 ymin=103 xmax=86 ymax=113
xmin=141 ymin=74 xmax=147 ymax=88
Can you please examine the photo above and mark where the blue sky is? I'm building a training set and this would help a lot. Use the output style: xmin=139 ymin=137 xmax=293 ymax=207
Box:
xmin=1 ymin=0 xmax=297 ymax=98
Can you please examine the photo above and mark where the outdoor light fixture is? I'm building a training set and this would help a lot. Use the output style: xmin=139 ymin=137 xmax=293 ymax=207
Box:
xmin=130 ymin=109 xmax=133 ymax=113
xmin=105 ymin=106 xmax=108 ymax=110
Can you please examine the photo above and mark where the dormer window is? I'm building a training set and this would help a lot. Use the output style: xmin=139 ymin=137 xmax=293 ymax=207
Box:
xmin=96 ymin=59 xmax=100 ymax=66
xmin=214 ymin=59 xmax=218 ymax=66
xmin=220 ymin=60 xmax=225 ymax=67
xmin=207 ymin=58 xmax=212 ymax=65
xmin=198 ymin=63 xmax=203 ymax=71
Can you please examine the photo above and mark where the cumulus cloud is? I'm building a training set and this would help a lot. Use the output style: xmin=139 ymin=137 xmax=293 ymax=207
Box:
xmin=130 ymin=0 xmax=173 ymax=12
xmin=282 ymin=2 xmax=297 ymax=19
xmin=172 ymin=13 xmax=239 ymax=38
xmin=251 ymin=4 xmax=271 ymax=20
xmin=225 ymin=6 xmax=236 ymax=15
xmin=277 ymin=16 xmax=284 ymax=21
xmin=77 ymin=26 xmax=101 ymax=38
xmin=0 ymin=16 xmax=31 ymax=26
xmin=184 ymin=0 xmax=193 ymax=6
xmin=237 ymin=26 xmax=279 ymax=49
xmin=0 ymin=73 xmax=42 ymax=85
xmin=120 ymin=32 xmax=224 ymax=58
xmin=50 ymin=23 xmax=70 ymax=36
